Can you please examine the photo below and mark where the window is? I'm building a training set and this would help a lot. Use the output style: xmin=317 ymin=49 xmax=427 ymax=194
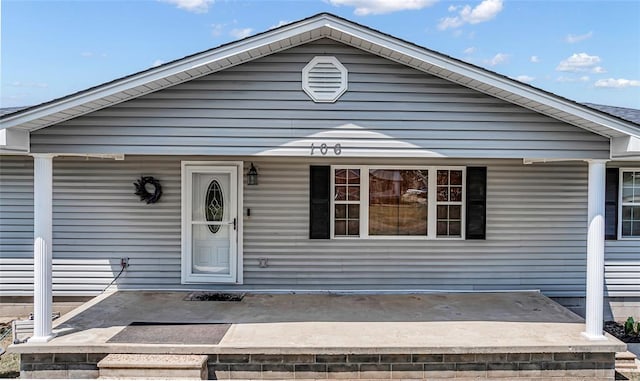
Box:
xmin=331 ymin=166 xmax=465 ymax=239
xmin=369 ymin=169 xmax=428 ymax=236
xmin=333 ymin=168 xmax=360 ymax=237
xmin=205 ymin=179 xmax=224 ymax=234
xmin=436 ymin=170 xmax=463 ymax=237
xmin=620 ymin=169 xmax=640 ymax=238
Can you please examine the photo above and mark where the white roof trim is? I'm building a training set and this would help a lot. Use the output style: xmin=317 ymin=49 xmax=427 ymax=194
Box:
xmin=321 ymin=20 xmax=639 ymax=139
xmin=611 ymin=136 xmax=640 ymax=159
xmin=0 ymin=17 xmax=331 ymax=131
xmin=0 ymin=128 xmax=29 ymax=152
xmin=1 ymin=13 xmax=639 ymax=142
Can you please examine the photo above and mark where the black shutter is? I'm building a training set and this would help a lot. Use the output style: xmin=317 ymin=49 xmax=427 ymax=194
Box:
xmin=309 ymin=166 xmax=331 ymax=239
xmin=605 ymin=168 xmax=619 ymax=240
xmin=466 ymin=167 xmax=487 ymax=240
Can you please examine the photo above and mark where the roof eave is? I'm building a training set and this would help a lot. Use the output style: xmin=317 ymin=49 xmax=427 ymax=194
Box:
xmin=0 ymin=15 xmax=333 ymax=130
xmin=321 ymin=16 xmax=640 ymax=138
xmin=1 ymin=13 xmax=638 ymax=141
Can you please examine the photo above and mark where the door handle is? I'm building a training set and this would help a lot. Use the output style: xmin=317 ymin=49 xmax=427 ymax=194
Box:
xmin=233 ymin=218 xmax=237 ymax=231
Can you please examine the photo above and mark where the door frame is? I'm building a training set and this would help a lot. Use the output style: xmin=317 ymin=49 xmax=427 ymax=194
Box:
xmin=181 ymin=161 xmax=244 ymax=284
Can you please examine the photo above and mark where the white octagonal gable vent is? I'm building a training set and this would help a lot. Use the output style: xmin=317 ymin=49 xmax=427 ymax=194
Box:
xmin=302 ymin=56 xmax=348 ymax=103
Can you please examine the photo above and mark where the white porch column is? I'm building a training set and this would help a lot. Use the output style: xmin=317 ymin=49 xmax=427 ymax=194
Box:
xmin=583 ymin=159 xmax=607 ymax=340
xmin=29 ymin=154 xmax=55 ymax=343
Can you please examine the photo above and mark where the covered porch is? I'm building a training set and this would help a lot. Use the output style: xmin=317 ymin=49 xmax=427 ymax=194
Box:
xmin=26 ymin=155 xmax=614 ymax=344
xmin=11 ymin=291 xmax=625 ymax=379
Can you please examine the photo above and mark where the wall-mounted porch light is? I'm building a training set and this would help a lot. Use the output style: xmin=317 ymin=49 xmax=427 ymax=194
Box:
xmin=247 ymin=163 xmax=259 ymax=185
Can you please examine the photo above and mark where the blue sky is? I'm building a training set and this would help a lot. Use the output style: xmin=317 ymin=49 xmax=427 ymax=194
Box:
xmin=2 ymin=0 xmax=639 ymax=109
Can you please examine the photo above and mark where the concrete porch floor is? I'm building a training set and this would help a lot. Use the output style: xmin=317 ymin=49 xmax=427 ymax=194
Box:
xmin=10 ymin=291 xmax=625 ymax=355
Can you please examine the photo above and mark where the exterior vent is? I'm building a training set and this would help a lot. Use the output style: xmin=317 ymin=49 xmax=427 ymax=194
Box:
xmin=302 ymin=56 xmax=348 ymax=103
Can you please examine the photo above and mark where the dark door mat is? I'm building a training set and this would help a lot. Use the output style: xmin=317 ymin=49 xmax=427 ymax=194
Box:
xmin=184 ymin=292 xmax=245 ymax=301
xmin=107 ymin=322 xmax=231 ymax=345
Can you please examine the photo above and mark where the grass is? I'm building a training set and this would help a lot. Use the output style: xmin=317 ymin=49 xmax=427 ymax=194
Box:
xmin=0 ymin=326 xmax=19 ymax=378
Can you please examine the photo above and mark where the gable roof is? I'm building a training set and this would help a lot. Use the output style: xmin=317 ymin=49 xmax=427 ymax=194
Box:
xmin=583 ymin=103 xmax=640 ymax=126
xmin=1 ymin=13 xmax=639 ymax=143
xmin=0 ymin=107 xmax=28 ymax=117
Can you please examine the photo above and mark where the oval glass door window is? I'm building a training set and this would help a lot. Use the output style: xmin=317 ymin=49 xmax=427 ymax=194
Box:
xmin=205 ymin=180 xmax=224 ymax=234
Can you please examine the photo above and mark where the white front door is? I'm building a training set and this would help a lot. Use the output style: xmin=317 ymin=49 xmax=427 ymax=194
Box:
xmin=182 ymin=163 xmax=241 ymax=283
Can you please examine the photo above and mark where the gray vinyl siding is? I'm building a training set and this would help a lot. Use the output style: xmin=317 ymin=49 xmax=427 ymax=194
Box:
xmin=2 ymin=155 xmax=639 ymax=297
xmin=0 ymin=155 xmax=33 ymax=295
xmin=30 ymin=39 xmax=609 ymax=159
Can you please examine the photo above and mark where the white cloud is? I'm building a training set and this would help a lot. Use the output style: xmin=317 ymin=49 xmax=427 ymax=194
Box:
xmin=485 ymin=52 xmax=509 ymax=66
xmin=270 ymin=20 xmax=291 ymax=29
xmin=594 ymin=78 xmax=640 ymax=88
xmin=463 ymin=0 xmax=504 ymax=23
xmin=438 ymin=0 xmax=503 ymax=30
xmin=327 ymin=0 xmax=437 ymax=15
xmin=565 ymin=31 xmax=593 ymax=44
xmin=448 ymin=5 xmax=459 ymax=11
xmin=463 ymin=46 xmax=476 ymax=55
xmin=160 ymin=0 xmax=213 ymax=13
xmin=556 ymin=75 xmax=590 ymax=83
xmin=514 ymin=75 xmax=535 ymax=83
xmin=592 ymin=66 xmax=607 ymax=74
xmin=530 ymin=55 xmax=540 ymax=63
xmin=439 ymin=16 xmax=464 ymax=30
xmin=556 ymin=52 xmax=603 ymax=72
xmin=229 ymin=28 xmax=253 ymax=39
xmin=152 ymin=60 xmax=165 ymax=67
xmin=211 ymin=23 xmax=224 ymax=37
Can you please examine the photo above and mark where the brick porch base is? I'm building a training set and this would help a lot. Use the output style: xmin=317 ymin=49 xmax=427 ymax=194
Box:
xmin=21 ymin=351 xmax=616 ymax=380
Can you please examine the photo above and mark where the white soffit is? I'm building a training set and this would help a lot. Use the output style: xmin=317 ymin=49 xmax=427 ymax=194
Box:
xmin=1 ymin=13 xmax=638 ymax=140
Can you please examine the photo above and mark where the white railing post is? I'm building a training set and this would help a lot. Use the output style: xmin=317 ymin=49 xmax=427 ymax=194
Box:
xmin=583 ymin=159 xmax=607 ymax=340
xmin=29 ymin=154 xmax=55 ymax=343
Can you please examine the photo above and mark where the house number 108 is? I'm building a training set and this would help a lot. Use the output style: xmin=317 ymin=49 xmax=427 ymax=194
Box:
xmin=310 ymin=143 xmax=342 ymax=156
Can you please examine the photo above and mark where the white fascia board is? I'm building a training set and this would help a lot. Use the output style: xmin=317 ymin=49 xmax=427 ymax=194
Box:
xmin=0 ymin=18 xmax=331 ymax=131
xmin=0 ymin=128 xmax=29 ymax=152
xmin=611 ymin=136 xmax=640 ymax=159
xmin=523 ymin=158 xmax=588 ymax=165
xmin=324 ymin=17 xmax=640 ymax=138
xmin=609 ymin=156 xmax=640 ymax=161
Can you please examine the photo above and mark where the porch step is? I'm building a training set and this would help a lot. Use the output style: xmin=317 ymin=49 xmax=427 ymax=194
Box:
xmin=98 ymin=354 xmax=208 ymax=380
xmin=616 ymin=351 xmax=640 ymax=372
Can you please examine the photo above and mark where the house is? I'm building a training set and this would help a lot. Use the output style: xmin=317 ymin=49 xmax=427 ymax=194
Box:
xmin=1 ymin=13 xmax=640 ymax=350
